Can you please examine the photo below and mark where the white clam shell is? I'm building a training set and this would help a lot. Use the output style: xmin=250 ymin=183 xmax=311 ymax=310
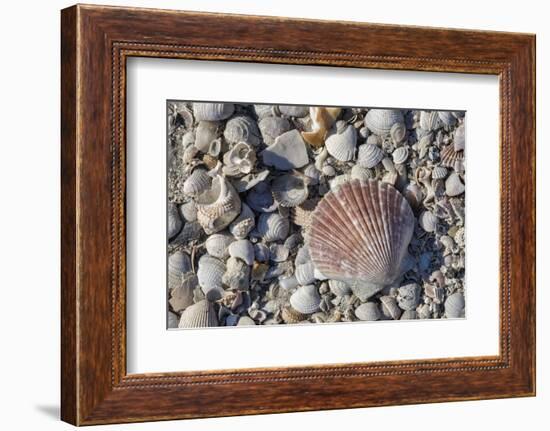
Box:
xmin=445 ymin=172 xmax=465 ymax=197
xmin=168 ymin=251 xmax=192 ymax=291
xmin=454 ymin=124 xmax=466 ymax=151
xmin=357 ymin=144 xmax=384 ymax=168
xmin=392 ymin=146 xmax=409 ymax=165
xmin=178 ymin=300 xmax=219 ymax=328
xmin=350 ymin=165 xmax=373 ymax=182
xmin=196 ymin=175 xmax=241 ymax=234
xmin=258 ymin=116 xmax=291 ymax=145
xmin=183 ymin=168 xmax=212 ymax=196
xmin=168 ymin=202 xmax=182 ymax=239
xmin=261 ymin=130 xmax=309 ymax=170
xmin=224 ymin=115 xmax=261 ymax=146
xmin=328 ymin=279 xmax=351 ymax=296
xmin=365 ymin=109 xmax=404 ymax=136
xmin=309 ymin=180 xmax=415 ymax=291
xmin=229 ymin=203 xmax=256 ymax=239
xmin=222 ymin=256 xmax=251 ymax=291
xmin=272 ymin=174 xmax=309 ymax=207
xmin=419 ymin=211 xmax=438 ymax=232
xmin=222 ymin=142 xmax=257 ymax=176
xmin=390 ymin=121 xmax=407 ymax=144
xmin=228 ymin=239 xmax=255 ymax=266
xmin=193 ymin=103 xmax=234 ymax=122
xmin=295 ymin=261 xmax=316 ymax=285
xmin=444 ymin=292 xmax=465 ymax=318
xmin=355 ymin=302 xmax=381 ymax=321
xmin=325 ymin=123 xmax=357 ymax=162
xmin=197 ymin=254 xmax=226 ymax=300
xmin=205 ymin=232 xmax=234 ymax=259
xmin=253 ymin=212 xmax=289 ymax=242
xmin=290 ymin=285 xmax=321 ymax=314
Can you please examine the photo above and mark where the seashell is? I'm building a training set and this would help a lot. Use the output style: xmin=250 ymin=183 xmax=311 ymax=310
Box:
xmin=366 ymin=134 xmax=381 ymax=146
xmin=232 ymin=169 xmax=270 ymax=193
xmin=168 ymin=251 xmax=192 ymax=291
xmin=291 ymin=198 xmax=319 ymax=230
xmin=350 ymin=165 xmax=372 ymax=182
xmin=295 ymin=261 xmax=316 ymax=285
xmin=237 ymin=316 xmax=256 ymax=325
xmin=303 ymin=164 xmax=321 ymax=185
xmin=390 ymin=121 xmax=407 ymax=144
xmin=392 ymin=146 xmax=409 ymax=164
xmin=380 ymin=296 xmax=402 ymax=320
xmin=269 ymin=243 xmax=290 ymax=262
xmin=178 ymin=300 xmax=218 ymax=328
xmin=454 ymin=124 xmax=465 ymax=151
xmin=417 ymin=303 xmax=432 ymax=319
xmin=440 ymin=144 xmax=464 ymax=169
xmin=364 ymin=109 xmax=404 ymax=136
xmin=222 ymin=256 xmax=250 ymax=291
xmin=431 ymin=166 xmax=448 ymax=180
xmin=444 ymin=292 xmax=465 ymax=318
xmin=253 ymin=212 xmax=289 ymax=242
xmin=301 ymin=107 xmax=341 ymax=148
xmin=183 ymin=168 xmax=211 ymax=196
xmin=330 ymin=174 xmax=351 ymax=191
xmin=279 ymin=275 xmax=299 ymax=290
xmin=445 ymin=172 xmax=465 ymax=197
xmin=196 ymin=254 xmax=226 ymax=300
xmin=169 ymin=273 xmax=197 ymax=312
xmin=193 ymin=102 xmax=234 ymax=122
xmin=419 ymin=110 xmax=442 ymax=131
xmin=229 ymin=203 xmax=256 ymax=239
xmin=295 ymin=246 xmax=311 ymax=266
xmin=328 ymin=279 xmax=351 ymax=296
xmin=309 ymin=180 xmax=415 ymax=292
xmin=278 ymin=105 xmax=310 ymax=118
xmin=202 ymin=153 xmax=219 ymax=170
xmin=196 ymin=175 xmax=241 ymax=234
xmin=254 ymin=104 xmax=277 ymax=120
xmin=222 ymin=142 xmax=257 ymax=176
xmin=355 ymin=302 xmax=381 ymax=321
xmin=224 ymin=115 xmax=261 ymax=147
xmin=272 ymin=174 xmax=309 ymax=207
xmin=281 ymin=306 xmax=307 ymax=323
xmin=314 ymin=147 xmax=329 ymax=171
xmin=325 ymin=123 xmax=357 ymax=162
xmin=258 ymin=116 xmax=291 ymax=145
xmin=254 ymin=243 xmax=270 ymax=262
xmin=228 ymin=239 xmax=255 ymax=266
xmin=246 ymin=182 xmax=278 ymax=213
xmin=205 ymin=232 xmax=234 ymax=259
xmin=194 ymin=121 xmax=220 ymax=152
xmin=262 ymin=130 xmax=309 ymax=170
xmin=208 ymin=138 xmax=222 ymax=157
xmin=290 ymin=285 xmax=321 ymax=314
xmin=454 ymin=227 xmax=465 ymax=248
xmin=400 ymin=310 xmax=418 ymax=320
xmin=397 ymin=283 xmax=421 ymax=311
xmin=322 ymin=165 xmax=336 ymax=177
xmin=438 ymin=111 xmax=457 ymax=127
xmin=357 ymin=144 xmax=384 ymax=168
xmin=402 ymin=183 xmax=424 ymax=210
xmin=419 ymin=211 xmax=438 ymax=232
xmin=168 ymin=311 xmax=179 ymax=328
xmin=168 ymin=202 xmax=182 ymax=239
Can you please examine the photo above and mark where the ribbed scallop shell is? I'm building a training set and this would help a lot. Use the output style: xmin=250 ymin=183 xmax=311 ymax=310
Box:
xmin=168 ymin=251 xmax=192 ymax=291
xmin=205 ymin=232 xmax=234 ymax=259
xmin=431 ymin=166 xmax=448 ymax=180
xmin=223 ymin=115 xmax=261 ymax=146
xmin=392 ymin=146 xmax=409 ymax=164
xmin=168 ymin=202 xmax=182 ymax=239
xmin=290 ymin=285 xmax=321 ymax=314
xmin=183 ymin=169 xmax=211 ymax=196
xmin=196 ymin=176 xmax=241 ymax=234
xmin=364 ymin=109 xmax=404 ymax=136
xmin=196 ymin=254 xmax=226 ymax=300
xmin=309 ymin=179 xmax=415 ymax=288
xmin=325 ymin=123 xmax=357 ymax=162
xmin=229 ymin=203 xmax=256 ymax=239
xmin=444 ymin=292 xmax=465 ymax=318
xmin=272 ymin=174 xmax=309 ymax=207
xmin=454 ymin=124 xmax=465 ymax=151
xmin=440 ymin=144 xmax=464 ymax=169
xmin=357 ymin=144 xmax=384 ymax=168
xmin=178 ymin=300 xmax=219 ymax=328
xmin=420 ymin=110 xmax=442 ymax=131
xmin=193 ymin=103 xmax=234 ymax=122
xmin=355 ymin=302 xmax=381 ymax=321
xmin=253 ymin=212 xmax=289 ymax=242
xmin=258 ymin=116 xmax=291 ymax=145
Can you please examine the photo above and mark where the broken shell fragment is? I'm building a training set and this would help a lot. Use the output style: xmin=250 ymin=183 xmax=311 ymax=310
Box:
xmin=262 ymin=130 xmax=309 ymax=170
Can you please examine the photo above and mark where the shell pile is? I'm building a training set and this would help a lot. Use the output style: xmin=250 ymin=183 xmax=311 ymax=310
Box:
xmin=168 ymin=103 xmax=466 ymax=328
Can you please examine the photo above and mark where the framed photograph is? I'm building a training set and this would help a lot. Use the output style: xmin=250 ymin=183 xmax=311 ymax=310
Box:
xmin=61 ymin=4 xmax=536 ymax=425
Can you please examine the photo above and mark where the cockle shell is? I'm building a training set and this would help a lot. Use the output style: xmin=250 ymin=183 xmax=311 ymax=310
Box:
xmin=228 ymin=239 xmax=255 ymax=266
xmin=350 ymin=165 xmax=373 ymax=182
xmin=222 ymin=256 xmax=250 ymax=291
xmin=278 ymin=105 xmax=309 ymax=117
xmin=325 ymin=122 xmax=357 ymax=162
xmin=168 ymin=202 xmax=182 ymax=239
xmin=258 ymin=116 xmax=291 ymax=145
xmin=364 ymin=109 xmax=404 ymax=136
xmin=444 ymin=292 xmax=465 ymax=318
xmin=222 ymin=142 xmax=256 ymax=176
xmin=183 ymin=168 xmax=211 ymax=196
xmin=301 ymin=107 xmax=341 ymax=148
xmin=272 ymin=174 xmax=309 ymax=207
xmin=229 ymin=203 xmax=256 ymax=239
xmin=197 ymin=254 xmax=226 ymax=300
xmin=445 ymin=172 xmax=465 ymax=197
xmin=440 ymin=144 xmax=464 ymax=169
xmin=253 ymin=212 xmax=290 ymax=242
xmin=290 ymin=285 xmax=321 ymax=314
xmin=390 ymin=121 xmax=407 ymax=144
xmin=431 ymin=166 xmax=448 ymax=180
xmin=454 ymin=124 xmax=465 ymax=151
xmin=328 ymin=279 xmax=351 ymax=296
xmin=309 ymin=179 xmax=415 ymax=292
xmin=355 ymin=302 xmax=381 ymax=321
xmin=193 ymin=103 xmax=234 ymax=122
xmin=194 ymin=121 xmax=220 ymax=152
xmin=420 ymin=111 xmax=442 ymax=131
xmin=262 ymin=129 xmax=309 ymax=170
xmin=169 ymin=273 xmax=197 ymax=312
xmin=178 ymin=300 xmax=219 ymax=328
xmin=196 ymin=175 xmax=241 ymax=234
xmin=224 ymin=115 xmax=261 ymax=147
xmin=295 ymin=261 xmax=316 ymax=285
xmin=205 ymin=232 xmax=234 ymax=259
xmin=168 ymin=251 xmax=192 ymax=291
xmin=357 ymin=144 xmax=384 ymax=168
xmin=392 ymin=146 xmax=409 ymax=164
xmin=419 ymin=210 xmax=438 ymax=232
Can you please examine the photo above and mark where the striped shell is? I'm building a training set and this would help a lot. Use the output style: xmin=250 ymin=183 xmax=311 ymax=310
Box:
xmin=291 ymin=198 xmax=319 ymax=230
xmin=196 ymin=176 xmax=241 ymax=234
xmin=440 ymin=144 xmax=464 ymax=169
xmin=205 ymin=232 xmax=234 ymax=259
xmin=328 ymin=279 xmax=351 ymax=296
xmin=325 ymin=123 xmax=357 ymax=162
xmin=365 ymin=109 xmax=404 ymax=136
xmin=258 ymin=116 xmax=291 ymax=145
xmin=357 ymin=144 xmax=384 ymax=168
xmin=309 ymin=180 xmax=415 ymax=290
xmin=193 ymin=103 xmax=234 ymax=122
xmin=295 ymin=261 xmax=316 ymax=285
xmin=431 ymin=166 xmax=448 ymax=180
xmin=178 ymin=300 xmax=219 ymax=328
xmin=438 ymin=111 xmax=457 ymax=127
xmin=168 ymin=202 xmax=182 ymax=239
xmin=228 ymin=239 xmax=255 ymax=266
xmin=392 ymin=146 xmax=409 ymax=164
xmin=290 ymin=285 xmax=321 ymax=314
xmin=454 ymin=124 xmax=466 ymax=151
xmin=355 ymin=302 xmax=381 ymax=321
xmin=253 ymin=212 xmax=289 ymax=242
xmin=445 ymin=292 xmax=465 ymax=318
xmin=272 ymin=174 xmax=309 ymax=207
xmin=420 ymin=110 xmax=442 ymax=131
xmin=350 ymin=165 xmax=373 ymax=182
xmin=183 ymin=169 xmax=211 ymax=196
xmin=229 ymin=203 xmax=256 ymax=239
xmin=168 ymin=251 xmax=192 ymax=291
xmin=224 ymin=115 xmax=261 ymax=146
xmin=196 ymin=254 xmax=226 ymax=300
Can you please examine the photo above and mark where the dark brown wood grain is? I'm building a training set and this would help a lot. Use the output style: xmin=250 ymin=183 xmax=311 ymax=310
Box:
xmin=61 ymin=4 xmax=536 ymax=426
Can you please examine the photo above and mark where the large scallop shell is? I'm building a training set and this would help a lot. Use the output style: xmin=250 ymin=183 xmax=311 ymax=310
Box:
xmin=440 ymin=144 xmax=464 ymax=169
xmin=325 ymin=123 xmax=357 ymax=162
xmin=168 ymin=251 xmax=192 ymax=291
xmin=364 ymin=109 xmax=404 ymax=136
xmin=272 ymin=174 xmax=309 ymax=207
xmin=193 ymin=103 xmax=234 ymax=122
xmin=229 ymin=203 xmax=256 ymax=239
xmin=196 ymin=175 xmax=241 ymax=234
xmin=224 ymin=115 xmax=261 ymax=147
xmin=196 ymin=254 xmax=226 ymax=300
xmin=308 ymin=179 xmax=415 ymax=291
xmin=168 ymin=202 xmax=182 ymax=239
xmin=183 ymin=168 xmax=211 ymax=196
xmin=357 ymin=144 xmax=384 ymax=168
xmin=253 ymin=212 xmax=289 ymax=242
xmin=178 ymin=300 xmax=219 ymax=328
xmin=289 ymin=284 xmax=321 ymax=314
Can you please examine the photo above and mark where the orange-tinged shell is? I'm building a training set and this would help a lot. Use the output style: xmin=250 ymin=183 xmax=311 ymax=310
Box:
xmin=309 ymin=179 xmax=415 ymax=289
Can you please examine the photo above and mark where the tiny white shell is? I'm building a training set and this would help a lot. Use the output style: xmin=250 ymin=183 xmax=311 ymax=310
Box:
xmin=193 ymin=103 xmax=234 ymax=122
xmin=445 ymin=292 xmax=465 ymax=318
xmin=290 ymin=285 xmax=321 ymax=314
xmin=392 ymin=146 xmax=409 ymax=164
xmin=205 ymin=233 xmax=235 ymax=259
xmin=183 ymin=169 xmax=211 ymax=196
xmin=325 ymin=123 xmax=357 ymax=162
xmin=228 ymin=239 xmax=255 ymax=265
xmin=178 ymin=300 xmax=219 ymax=328
xmin=365 ymin=109 xmax=405 ymax=136
xmin=355 ymin=302 xmax=381 ymax=321
xmin=229 ymin=203 xmax=256 ymax=239
xmin=357 ymin=144 xmax=384 ymax=168
xmin=295 ymin=261 xmax=316 ymax=285
xmin=445 ymin=172 xmax=465 ymax=197
xmin=419 ymin=210 xmax=438 ymax=233
xmin=196 ymin=254 xmax=226 ymax=300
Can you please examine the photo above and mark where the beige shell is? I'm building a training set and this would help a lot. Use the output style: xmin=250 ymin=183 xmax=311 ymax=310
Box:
xmin=454 ymin=124 xmax=466 ymax=151
xmin=364 ymin=109 xmax=404 ymax=136
xmin=196 ymin=175 xmax=241 ymax=234
xmin=392 ymin=146 xmax=409 ymax=164
xmin=183 ymin=168 xmax=211 ymax=196
xmin=281 ymin=306 xmax=307 ymax=324
xmin=325 ymin=123 xmax=357 ymax=162
xmin=168 ymin=251 xmax=192 ymax=291
xmin=355 ymin=302 xmax=381 ymax=321
xmin=272 ymin=174 xmax=309 ymax=207
xmin=205 ymin=232 xmax=234 ymax=259
xmin=309 ymin=179 xmax=415 ymax=291
xmin=193 ymin=103 xmax=234 ymax=122
xmin=229 ymin=203 xmax=256 ymax=239
xmin=196 ymin=254 xmax=226 ymax=300
xmin=440 ymin=144 xmax=464 ymax=169
xmin=445 ymin=292 xmax=465 ymax=318
xmin=357 ymin=144 xmax=384 ymax=168
xmin=178 ymin=300 xmax=219 ymax=328
xmin=290 ymin=285 xmax=321 ymax=314
xmin=223 ymin=115 xmax=261 ymax=146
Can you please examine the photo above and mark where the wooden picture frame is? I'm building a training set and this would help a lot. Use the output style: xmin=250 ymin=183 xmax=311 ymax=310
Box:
xmin=61 ymin=4 xmax=536 ymax=425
